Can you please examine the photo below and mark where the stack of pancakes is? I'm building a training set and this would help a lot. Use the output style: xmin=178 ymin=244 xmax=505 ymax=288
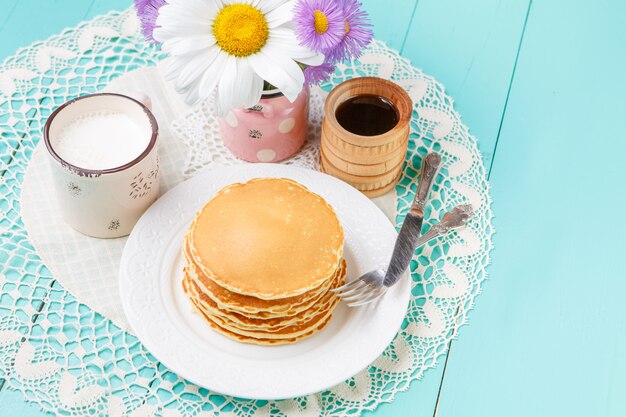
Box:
xmin=182 ymin=178 xmax=346 ymax=345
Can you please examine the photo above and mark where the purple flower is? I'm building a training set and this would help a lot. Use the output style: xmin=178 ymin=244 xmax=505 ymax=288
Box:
xmin=325 ymin=0 xmax=373 ymax=63
xmin=293 ymin=0 xmax=345 ymax=53
xmin=134 ymin=0 xmax=167 ymax=43
xmin=304 ymin=61 xmax=335 ymax=85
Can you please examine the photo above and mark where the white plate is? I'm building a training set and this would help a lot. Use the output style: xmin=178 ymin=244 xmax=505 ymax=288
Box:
xmin=119 ymin=164 xmax=411 ymax=400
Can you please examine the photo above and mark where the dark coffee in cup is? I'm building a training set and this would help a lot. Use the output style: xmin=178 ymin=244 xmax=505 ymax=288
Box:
xmin=335 ymin=94 xmax=399 ymax=136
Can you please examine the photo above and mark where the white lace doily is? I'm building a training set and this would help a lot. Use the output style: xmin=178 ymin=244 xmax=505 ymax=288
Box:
xmin=19 ymin=66 xmax=396 ymax=332
xmin=20 ymin=63 xmax=190 ymax=330
xmin=172 ymin=87 xmax=325 ymax=177
xmin=0 ymin=8 xmax=493 ymax=417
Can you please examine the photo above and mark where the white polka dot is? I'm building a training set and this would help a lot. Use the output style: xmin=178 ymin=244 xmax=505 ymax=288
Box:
xmin=225 ymin=111 xmax=238 ymax=127
xmin=278 ymin=117 xmax=295 ymax=133
xmin=257 ymin=149 xmax=276 ymax=162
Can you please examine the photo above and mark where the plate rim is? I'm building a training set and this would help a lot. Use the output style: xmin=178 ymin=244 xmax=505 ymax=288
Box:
xmin=119 ymin=164 xmax=411 ymax=400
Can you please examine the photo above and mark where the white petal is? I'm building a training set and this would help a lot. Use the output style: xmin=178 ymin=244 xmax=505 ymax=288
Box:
xmin=217 ymin=57 xmax=239 ymax=114
xmin=164 ymin=0 xmax=217 ymax=19
xmin=154 ymin=22 xmax=208 ymax=42
xmin=248 ymin=53 xmax=288 ymax=94
xmin=235 ymin=60 xmax=264 ymax=109
xmin=258 ymin=0 xmax=292 ymax=15
xmin=268 ymin=28 xmax=324 ymax=65
xmin=153 ymin=0 xmax=222 ymax=43
xmin=215 ymin=58 xmax=263 ymax=114
xmin=174 ymin=46 xmax=220 ymax=91
xmin=161 ymin=35 xmax=216 ymax=56
xmin=265 ymin=1 xmax=294 ymax=28
xmin=152 ymin=27 xmax=169 ymax=44
xmin=155 ymin=20 xmax=209 ymax=36
xmin=248 ymin=46 xmax=304 ymax=101
xmin=248 ymin=71 xmax=265 ymax=107
xmin=163 ymin=55 xmax=190 ymax=80
xmin=221 ymin=0 xmax=254 ymax=4
xmin=198 ymin=50 xmax=229 ymax=99
xmin=156 ymin=5 xmax=211 ymax=35
xmin=183 ymin=73 xmax=204 ymax=104
xmin=195 ymin=0 xmax=221 ymax=15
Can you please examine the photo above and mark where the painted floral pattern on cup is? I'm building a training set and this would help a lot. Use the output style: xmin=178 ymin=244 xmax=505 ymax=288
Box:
xmin=248 ymin=129 xmax=263 ymax=139
xmin=129 ymin=156 xmax=159 ymax=199
xmin=108 ymin=219 xmax=121 ymax=231
xmin=67 ymin=182 xmax=82 ymax=197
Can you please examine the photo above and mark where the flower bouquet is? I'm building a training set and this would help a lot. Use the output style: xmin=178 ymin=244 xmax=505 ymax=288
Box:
xmin=135 ymin=0 xmax=372 ymax=162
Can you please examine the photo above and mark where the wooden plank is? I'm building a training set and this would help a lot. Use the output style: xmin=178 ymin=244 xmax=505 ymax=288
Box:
xmin=0 ymin=383 xmax=48 ymax=417
xmin=367 ymin=2 xmax=529 ymax=415
xmin=385 ymin=1 xmax=528 ymax=415
xmin=401 ymin=0 xmax=531 ymax=167
xmin=0 ymin=0 xmax=20 ymax=35
xmin=0 ymin=0 xmax=93 ymax=59
xmin=436 ymin=0 xmax=626 ymax=416
xmin=362 ymin=0 xmax=418 ymax=51
xmin=0 ymin=0 xmax=131 ymax=59
xmin=84 ymin=0 xmax=132 ymax=19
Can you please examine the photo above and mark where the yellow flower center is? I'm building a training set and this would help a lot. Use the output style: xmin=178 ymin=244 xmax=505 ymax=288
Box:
xmin=344 ymin=20 xmax=351 ymax=35
xmin=313 ymin=10 xmax=329 ymax=34
xmin=213 ymin=4 xmax=269 ymax=57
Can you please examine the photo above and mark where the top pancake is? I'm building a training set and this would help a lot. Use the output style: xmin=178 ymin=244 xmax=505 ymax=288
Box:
xmin=189 ymin=178 xmax=344 ymax=299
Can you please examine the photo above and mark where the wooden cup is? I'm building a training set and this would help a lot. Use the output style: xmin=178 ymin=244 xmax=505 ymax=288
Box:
xmin=320 ymin=160 xmax=402 ymax=197
xmin=320 ymin=140 xmax=406 ymax=176
xmin=321 ymin=77 xmax=412 ymax=196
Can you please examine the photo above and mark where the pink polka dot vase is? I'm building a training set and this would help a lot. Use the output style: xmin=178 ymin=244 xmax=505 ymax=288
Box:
xmin=218 ymin=88 xmax=310 ymax=163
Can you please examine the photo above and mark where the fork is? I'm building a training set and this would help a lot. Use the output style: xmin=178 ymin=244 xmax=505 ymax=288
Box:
xmin=332 ymin=203 xmax=474 ymax=306
xmin=333 ymin=152 xmax=457 ymax=307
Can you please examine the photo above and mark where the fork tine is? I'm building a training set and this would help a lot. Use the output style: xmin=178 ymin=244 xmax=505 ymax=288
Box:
xmin=347 ymin=288 xmax=386 ymax=307
xmin=339 ymin=285 xmax=373 ymax=302
xmin=347 ymin=291 xmax=384 ymax=307
xmin=333 ymin=281 xmax=368 ymax=297
xmin=330 ymin=278 xmax=362 ymax=293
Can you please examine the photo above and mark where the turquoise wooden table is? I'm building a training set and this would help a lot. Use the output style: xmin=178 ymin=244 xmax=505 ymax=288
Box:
xmin=1 ymin=0 xmax=625 ymax=415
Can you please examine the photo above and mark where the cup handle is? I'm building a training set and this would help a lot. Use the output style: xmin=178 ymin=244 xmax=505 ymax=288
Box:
xmin=125 ymin=90 xmax=152 ymax=111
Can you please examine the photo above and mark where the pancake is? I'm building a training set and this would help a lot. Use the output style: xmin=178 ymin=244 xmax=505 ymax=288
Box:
xmin=193 ymin=306 xmax=333 ymax=346
xmin=186 ymin=260 xmax=334 ymax=318
xmin=183 ymin=235 xmax=344 ymax=317
xmin=207 ymin=298 xmax=339 ymax=339
xmin=183 ymin=279 xmax=335 ymax=346
xmin=184 ymin=275 xmax=339 ymax=334
xmin=189 ymin=178 xmax=344 ymax=299
xmin=184 ymin=278 xmax=339 ymax=340
xmin=182 ymin=265 xmax=343 ymax=332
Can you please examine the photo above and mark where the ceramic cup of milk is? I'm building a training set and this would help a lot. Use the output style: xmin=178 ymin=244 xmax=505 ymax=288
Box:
xmin=43 ymin=92 xmax=159 ymax=238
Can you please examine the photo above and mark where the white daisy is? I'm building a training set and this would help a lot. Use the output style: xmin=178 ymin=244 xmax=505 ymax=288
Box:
xmin=153 ymin=0 xmax=324 ymax=114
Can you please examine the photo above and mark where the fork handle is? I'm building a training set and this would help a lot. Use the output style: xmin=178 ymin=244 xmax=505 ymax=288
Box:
xmin=383 ymin=153 xmax=441 ymax=287
xmin=414 ymin=222 xmax=448 ymax=247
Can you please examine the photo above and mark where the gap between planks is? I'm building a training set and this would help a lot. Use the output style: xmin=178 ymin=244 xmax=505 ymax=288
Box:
xmin=432 ymin=1 xmax=534 ymax=416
